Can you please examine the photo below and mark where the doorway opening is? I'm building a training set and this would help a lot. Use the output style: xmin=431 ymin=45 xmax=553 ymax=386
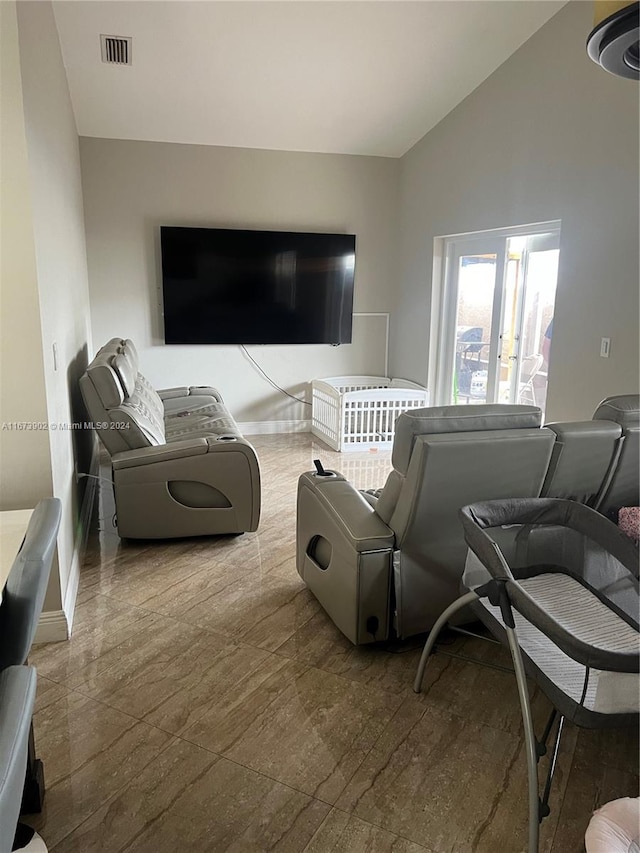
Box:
xmin=434 ymin=222 xmax=560 ymax=416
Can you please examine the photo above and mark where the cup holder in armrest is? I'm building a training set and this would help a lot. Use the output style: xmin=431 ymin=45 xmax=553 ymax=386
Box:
xmin=217 ymin=435 xmax=238 ymax=441
xmin=312 ymin=470 xmax=337 ymax=478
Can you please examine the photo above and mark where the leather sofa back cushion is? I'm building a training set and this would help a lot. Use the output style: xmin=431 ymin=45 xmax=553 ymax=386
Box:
xmin=118 ymin=341 xmax=165 ymax=421
xmin=374 ymin=470 xmax=403 ymax=525
xmin=135 ymin=373 xmax=165 ymax=421
xmin=84 ymin=337 xmax=167 ymax=449
xmin=541 ymin=421 xmax=622 ymax=503
xmin=392 ymin=405 xmax=542 ymax=475
xmin=111 ymin=390 xmax=166 ymax=448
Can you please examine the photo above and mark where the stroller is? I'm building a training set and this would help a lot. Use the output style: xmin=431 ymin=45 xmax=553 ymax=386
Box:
xmin=414 ymin=498 xmax=639 ymax=853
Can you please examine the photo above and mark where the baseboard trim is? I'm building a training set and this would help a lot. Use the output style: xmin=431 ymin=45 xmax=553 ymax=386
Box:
xmin=35 ymin=445 xmax=99 ymax=644
xmin=35 ymin=610 xmax=69 ymax=644
xmin=66 ymin=446 xmax=99 ymax=634
xmin=239 ymin=420 xmax=311 ymax=436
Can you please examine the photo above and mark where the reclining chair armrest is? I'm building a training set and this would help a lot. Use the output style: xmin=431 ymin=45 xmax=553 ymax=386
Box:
xmin=296 ymin=472 xmax=395 ymax=644
xmin=297 ymin=472 xmax=394 ymax=551
xmin=188 ymin=386 xmax=224 ymax=401
xmin=157 ymin=386 xmax=191 ymax=400
xmin=112 ymin=438 xmax=210 ymax=469
xmin=112 ymin=436 xmax=258 ymax=469
xmin=157 ymin=386 xmax=224 ymax=402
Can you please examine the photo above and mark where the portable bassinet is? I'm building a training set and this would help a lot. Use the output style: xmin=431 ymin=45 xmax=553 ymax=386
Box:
xmin=414 ymin=498 xmax=640 ymax=853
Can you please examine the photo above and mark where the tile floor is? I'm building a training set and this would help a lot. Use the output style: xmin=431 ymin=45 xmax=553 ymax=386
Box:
xmin=28 ymin=434 xmax=638 ymax=852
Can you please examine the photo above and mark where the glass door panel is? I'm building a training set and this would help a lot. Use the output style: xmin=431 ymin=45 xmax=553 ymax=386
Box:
xmin=454 ymin=252 xmax=497 ymax=404
xmin=497 ymin=251 xmax=524 ymax=404
xmin=442 ymin=237 xmax=505 ymax=406
xmin=504 ymin=234 xmax=560 ymax=412
xmin=439 ymin=225 xmax=560 ymax=413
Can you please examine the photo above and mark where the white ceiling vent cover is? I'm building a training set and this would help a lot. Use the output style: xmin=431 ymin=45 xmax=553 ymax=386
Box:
xmin=100 ymin=35 xmax=132 ymax=65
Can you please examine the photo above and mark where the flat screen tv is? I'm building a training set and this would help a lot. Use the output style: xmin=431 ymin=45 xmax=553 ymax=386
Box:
xmin=160 ymin=226 xmax=356 ymax=345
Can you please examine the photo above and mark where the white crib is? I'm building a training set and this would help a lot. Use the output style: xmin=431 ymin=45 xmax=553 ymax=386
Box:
xmin=311 ymin=376 xmax=429 ymax=452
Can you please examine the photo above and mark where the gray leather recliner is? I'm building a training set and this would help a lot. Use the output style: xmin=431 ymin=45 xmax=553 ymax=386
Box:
xmin=540 ymin=394 xmax=639 ymax=514
xmin=592 ymin=394 xmax=640 ymax=517
xmin=540 ymin=419 xmax=623 ymax=505
xmin=297 ymin=405 xmax=556 ymax=644
xmin=80 ymin=339 xmax=260 ymax=539
xmin=297 ymin=396 xmax=640 ymax=645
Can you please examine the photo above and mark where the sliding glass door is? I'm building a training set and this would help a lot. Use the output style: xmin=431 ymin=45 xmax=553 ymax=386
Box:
xmin=437 ymin=224 xmax=560 ymax=415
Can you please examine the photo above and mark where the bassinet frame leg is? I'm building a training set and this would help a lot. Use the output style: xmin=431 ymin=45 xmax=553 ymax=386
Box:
xmin=540 ymin=714 xmax=565 ymax=820
xmin=413 ymin=582 xmax=543 ymax=852
xmin=413 ymin=591 xmax=478 ymax=693
xmin=505 ymin=624 xmax=540 ymax=853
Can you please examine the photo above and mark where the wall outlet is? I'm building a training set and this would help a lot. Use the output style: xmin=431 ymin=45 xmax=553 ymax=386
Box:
xmin=600 ymin=337 xmax=611 ymax=358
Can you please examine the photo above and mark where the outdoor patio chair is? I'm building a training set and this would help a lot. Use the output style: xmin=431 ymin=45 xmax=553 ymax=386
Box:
xmin=517 ymin=353 xmax=544 ymax=406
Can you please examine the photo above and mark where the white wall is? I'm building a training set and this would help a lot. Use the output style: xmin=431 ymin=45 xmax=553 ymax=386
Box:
xmin=14 ymin=0 xmax=94 ymax=620
xmin=393 ymin=1 xmax=639 ymax=421
xmin=0 ymin=1 xmax=53 ymax=510
xmin=80 ymin=138 xmax=401 ymax=425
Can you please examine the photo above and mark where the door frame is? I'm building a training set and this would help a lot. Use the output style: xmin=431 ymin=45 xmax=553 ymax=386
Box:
xmin=432 ymin=220 xmax=561 ymax=407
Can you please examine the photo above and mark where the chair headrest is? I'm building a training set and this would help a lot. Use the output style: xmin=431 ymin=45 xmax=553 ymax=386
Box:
xmin=85 ymin=355 xmax=125 ymax=409
xmin=113 ymin=353 xmax=136 ymax=398
xmin=86 ymin=337 xmax=141 ymax=409
xmin=593 ymin=395 xmax=640 ymax=430
xmin=392 ymin=405 xmax=542 ymax=474
xmin=96 ymin=337 xmax=123 ymax=356
xmin=123 ymin=338 xmax=139 ymax=364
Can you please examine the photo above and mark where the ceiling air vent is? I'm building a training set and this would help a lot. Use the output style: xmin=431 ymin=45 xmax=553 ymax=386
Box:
xmin=100 ymin=35 xmax=132 ymax=65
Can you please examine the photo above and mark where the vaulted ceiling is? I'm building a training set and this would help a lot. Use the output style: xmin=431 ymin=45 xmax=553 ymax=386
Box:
xmin=53 ymin=1 xmax=566 ymax=157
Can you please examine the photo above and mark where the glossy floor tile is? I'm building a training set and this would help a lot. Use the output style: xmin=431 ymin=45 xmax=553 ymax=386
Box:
xmin=67 ymin=619 xmax=277 ymax=735
xmin=28 ymin=434 xmax=638 ymax=852
xmin=336 ymin=700 xmax=531 ymax=851
xmin=181 ymin=660 xmax=405 ymax=803
xmin=304 ymin=809 xmax=434 ymax=852
xmin=51 ymin=739 xmax=331 ymax=853
xmin=28 ymin=690 xmax=173 ymax=848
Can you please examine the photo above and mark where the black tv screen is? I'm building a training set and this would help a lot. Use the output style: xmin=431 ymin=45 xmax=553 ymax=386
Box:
xmin=160 ymin=227 xmax=356 ymax=345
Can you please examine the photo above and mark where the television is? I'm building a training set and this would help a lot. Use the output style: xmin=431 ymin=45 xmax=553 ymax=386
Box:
xmin=160 ymin=226 xmax=356 ymax=345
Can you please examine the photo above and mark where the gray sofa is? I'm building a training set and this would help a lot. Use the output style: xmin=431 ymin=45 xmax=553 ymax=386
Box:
xmin=80 ymin=338 xmax=260 ymax=539
xmin=296 ymin=395 xmax=639 ymax=644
